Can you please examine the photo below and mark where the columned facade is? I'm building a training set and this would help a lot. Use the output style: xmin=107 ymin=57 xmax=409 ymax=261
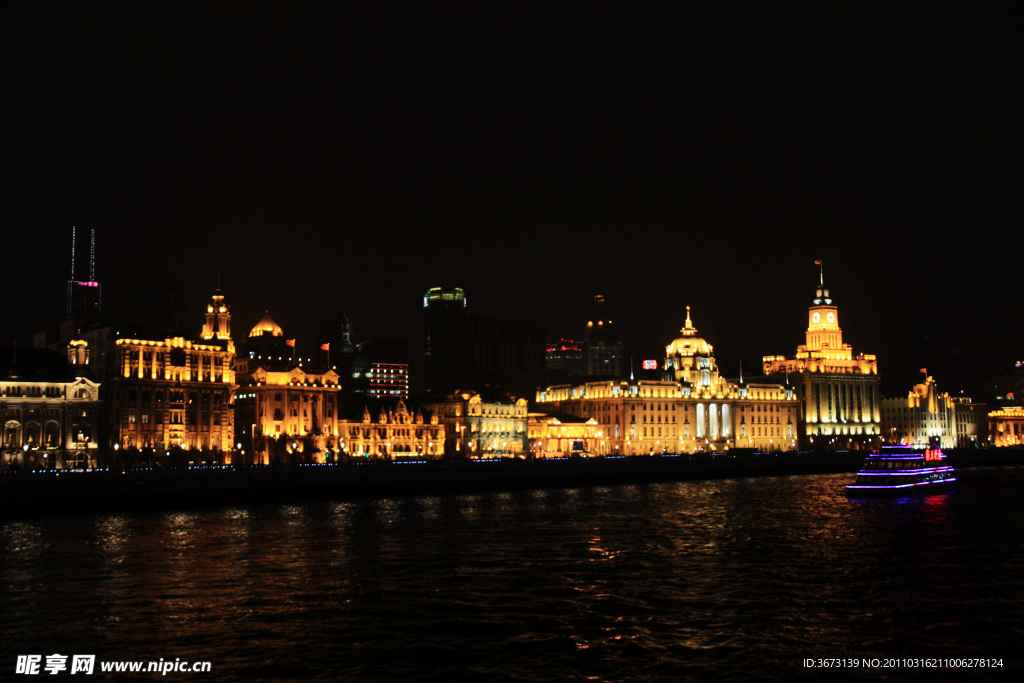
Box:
xmin=528 ymin=413 xmax=599 ymax=458
xmin=537 ymin=308 xmax=798 ymax=454
xmin=988 ymin=407 xmax=1024 ymax=447
xmin=234 ymin=365 xmax=341 ymax=465
xmin=1 ymin=370 xmax=100 ymax=470
xmin=106 ymin=291 xmax=237 ymax=463
xmin=763 ymin=270 xmax=881 ymax=450
xmin=423 ymin=393 xmax=529 ymax=458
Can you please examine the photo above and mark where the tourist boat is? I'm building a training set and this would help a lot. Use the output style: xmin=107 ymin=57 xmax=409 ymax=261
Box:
xmin=845 ymin=444 xmax=957 ymax=497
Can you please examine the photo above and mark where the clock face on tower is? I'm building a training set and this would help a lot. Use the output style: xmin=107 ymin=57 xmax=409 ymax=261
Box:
xmin=826 ymin=311 xmax=836 ymax=324
xmin=811 ymin=312 xmax=821 ymax=324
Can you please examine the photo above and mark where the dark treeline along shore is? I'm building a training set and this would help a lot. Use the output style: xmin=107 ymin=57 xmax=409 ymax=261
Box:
xmin=3 ymin=449 xmax=1021 ymax=518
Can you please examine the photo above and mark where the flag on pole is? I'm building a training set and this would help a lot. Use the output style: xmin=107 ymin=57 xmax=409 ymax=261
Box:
xmin=285 ymin=339 xmax=295 ymax=347
xmin=321 ymin=343 xmax=330 ymax=351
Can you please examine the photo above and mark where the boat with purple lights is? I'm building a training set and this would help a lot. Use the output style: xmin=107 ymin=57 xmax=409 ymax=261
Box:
xmin=846 ymin=444 xmax=957 ymax=497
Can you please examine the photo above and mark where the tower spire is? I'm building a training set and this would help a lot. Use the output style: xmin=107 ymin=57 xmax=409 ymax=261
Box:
xmin=202 ymin=275 xmax=232 ymax=348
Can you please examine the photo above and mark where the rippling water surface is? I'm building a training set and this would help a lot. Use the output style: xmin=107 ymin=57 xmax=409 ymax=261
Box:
xmin=4 ymin=468 xmax=1024 ymax=681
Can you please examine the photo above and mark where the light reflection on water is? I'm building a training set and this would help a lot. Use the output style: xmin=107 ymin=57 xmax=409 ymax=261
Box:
xmin=2 ymin=469 xmax=1023 ymax=681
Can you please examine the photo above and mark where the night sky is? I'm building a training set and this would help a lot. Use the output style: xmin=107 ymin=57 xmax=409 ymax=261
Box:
xmin=2 ymin=5 xmax=1019 ymax=398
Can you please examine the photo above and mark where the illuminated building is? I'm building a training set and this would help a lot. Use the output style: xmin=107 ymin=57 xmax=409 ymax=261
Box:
xmin=337 ymin=400 xmax=445 ymax=460
xmin=585 ymin=295 xmax=624 ymax=377
xmin=537 ymin=308 xmax=799 ymax=454
xmin=988 ymin=407 xmax=1024 ymax=447
xmin=665 ymin=306 xmax=721 ymax=386
xmin=880 ymin=374 xmax=957 ymax=448
xmin=537 ymin=380 xmax=680 ymax=455
xmin=423 ymin=392 xmax=529 ymax=458
xmin=244 ymin=309 xmax=290 ymax=360
xmin=367 ymin=363 xmax=409 ymax=399
xmin=106 ymin=289 xmax=236 ymax=461
xmin=234 ymin=312 xmax=342 ymax=464
xmin=202 ymin=289 xmax=232 ymax=342
xmin=351 ymin=340 xmax=410 ymax=400
xmin=234 ymin=365 xmax=342 ymax=465
xmin=528 ymin=412 xmax=599 ymax=458
xmin=762 ymin=269 xmax=881 ymax=450
xmin=1 ymin=346 xmax=101 ymax=470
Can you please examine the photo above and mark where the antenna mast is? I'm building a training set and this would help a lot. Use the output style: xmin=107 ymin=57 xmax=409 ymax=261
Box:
xmin=89 ymin=229 xmax=96 ymax=282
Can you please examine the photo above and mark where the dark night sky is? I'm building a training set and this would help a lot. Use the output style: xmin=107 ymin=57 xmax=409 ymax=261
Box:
xmin=2 ymin=4 xmax=1020 ymax=397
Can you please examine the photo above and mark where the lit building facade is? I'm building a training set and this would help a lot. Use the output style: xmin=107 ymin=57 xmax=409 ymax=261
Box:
xmin=762 ymin=271 xmax=881 ymax=450
xmin=528 ymin=413 xmax=599 ymax=458
xmin=106 ymin=290 xmax=236 ymax=460
xmin=988 ymin=407 xmax=1024 ymax=447
xmin=337 ymin=400 xmax=445 ymax=460
xmin=1 ymin=347 xmax=101 ymax=470
xmin=233 ymin=311 xmax=344 ymax=464
xmin=538 ymin=380 xmax=682 ymax=455
xmin=234 ymin=365 xmax=342 ymax=465
xmin=423 ymin=392 xmax=529 ymax=458
xmin=538 ymin=308 xmax=799 ymax=454
xmin=880 ymin=374 xmax=957 ymax=448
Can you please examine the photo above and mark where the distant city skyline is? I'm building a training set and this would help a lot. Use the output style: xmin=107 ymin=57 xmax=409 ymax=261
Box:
xmin=10 ymin=241 xmax=1014 ymax=405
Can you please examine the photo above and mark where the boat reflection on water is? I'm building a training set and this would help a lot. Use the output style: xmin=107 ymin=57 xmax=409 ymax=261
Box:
xmin=846 ymin=444 xmax=957 ymax=497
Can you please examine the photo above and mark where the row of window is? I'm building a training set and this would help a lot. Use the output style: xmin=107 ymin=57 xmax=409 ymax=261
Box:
xmin=126 ymin=411 xmax=228 ymax=426
xmin=0 ymin=386 xmax=66 ymax=398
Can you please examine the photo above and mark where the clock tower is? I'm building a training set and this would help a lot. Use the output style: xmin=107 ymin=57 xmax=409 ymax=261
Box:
xmin=805 ymin=275 xmax=842 ymax=354
xmin=762 ymin=262 xmax=881 ymax=451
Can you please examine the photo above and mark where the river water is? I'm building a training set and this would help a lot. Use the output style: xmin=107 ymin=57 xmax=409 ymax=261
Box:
xmin=3 ymin=468 xmax=1022 ymax=681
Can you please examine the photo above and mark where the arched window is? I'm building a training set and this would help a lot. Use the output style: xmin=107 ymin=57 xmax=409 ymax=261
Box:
xmin=45 ymin=421 xmax=61 ymax=447
xmin=4 ymin=421 xmax=22 ymax=447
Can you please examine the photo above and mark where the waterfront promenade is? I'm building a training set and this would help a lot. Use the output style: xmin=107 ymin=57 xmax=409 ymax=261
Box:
xmin=1 ymin=449 xmax=1020 ymax=517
